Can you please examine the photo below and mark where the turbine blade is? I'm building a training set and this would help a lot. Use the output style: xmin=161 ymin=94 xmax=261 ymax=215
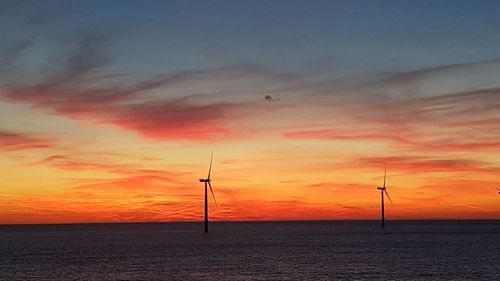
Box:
xmin=208 ymin=181 xmax=218 ymax=208
xmin=384 ymin=189 xmax=394 ymax=206
xmin=383 ymin=164 xmax=387 ymax=188
xmin=207 ymin=151 xmax=213 ymax=180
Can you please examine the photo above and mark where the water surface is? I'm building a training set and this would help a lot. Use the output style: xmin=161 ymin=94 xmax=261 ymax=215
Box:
xmin=1 ymin=221 xmax=499 ymax=280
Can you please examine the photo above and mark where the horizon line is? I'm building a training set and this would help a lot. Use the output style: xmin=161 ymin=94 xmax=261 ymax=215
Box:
xmin=2 ymin=218 xmax=500 ymax=227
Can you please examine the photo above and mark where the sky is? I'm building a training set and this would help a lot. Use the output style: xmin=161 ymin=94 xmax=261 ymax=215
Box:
xmin=1 ymin=0 xmax=500 ymax=224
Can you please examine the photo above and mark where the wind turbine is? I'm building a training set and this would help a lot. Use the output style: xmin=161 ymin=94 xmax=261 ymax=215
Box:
xmin=377 ymin=164 xmax=393 ymax=228
xmin=199 ymin=151 xmax=218 ymax=233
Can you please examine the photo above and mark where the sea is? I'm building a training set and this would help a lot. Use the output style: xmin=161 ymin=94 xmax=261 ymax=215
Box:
xmin=0 ymin=221 xmax=499 ymax=280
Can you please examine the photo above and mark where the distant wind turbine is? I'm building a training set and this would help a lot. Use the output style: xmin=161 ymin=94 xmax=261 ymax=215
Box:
xmin=199 ymin=151 xmax=218 ymax=233
xmin=377 ymin=164 xmax=393 ymax=228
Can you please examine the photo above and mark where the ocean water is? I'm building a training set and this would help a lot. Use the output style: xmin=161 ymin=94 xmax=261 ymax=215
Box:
xmin=0 ymin=221 xmax=499 ymax=280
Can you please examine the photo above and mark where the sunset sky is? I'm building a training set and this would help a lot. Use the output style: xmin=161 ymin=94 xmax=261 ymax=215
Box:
xmin=1 ymin=0 xmax=500 ymax=224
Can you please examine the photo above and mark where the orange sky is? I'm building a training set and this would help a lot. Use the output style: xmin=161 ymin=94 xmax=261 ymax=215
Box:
xmin=1 ymin=94 xmax=499 ymax=224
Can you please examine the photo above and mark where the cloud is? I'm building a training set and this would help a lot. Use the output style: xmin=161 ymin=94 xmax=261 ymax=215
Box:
xmin=49 ymin=35 xmax=113 ymax=85
xmin=29 ymin=155 xmax=132 ymax=173
xmin=0 ymin=38 xmax=34 ymax=77
xmin=336 ymin=203 xmax=364 ymax=211
xmin=29 ymin=154 xmax=188 ymax=182
xmin=282 ymin=86 xmax=500 ymax=153
xmin=141 ymin=64 xmax=303 ymax=92
xmin=2 ymin=34 xmax=292 ymax=141
xmin=283 ymin=130 xmax=412 ymax=145
xmin=366 ymin=58 xmax=500 ymax=100
xmin=73 ymin=175 xmax=179 ymax=191
xmin=372 ymin=88 xmax=500 ymax=127
xmin=283 ymin=128 xmax=500 ymax=152
xmin=104 ymin=98 xmax=243 ymax=141
xmin=0 ymin=130 xmax=55 ymax=151
xmin=382 ymin=58 xmax=500 ymax=88
xmin=352 ymin=156 xmax=499 ymax=175
xmin=4 ymin=79 xmax=258 ymax=141
xmin=415 ymin=179 xmax=500 ymax=199
xmin=299 ymin=60 xmax=500 ymax=143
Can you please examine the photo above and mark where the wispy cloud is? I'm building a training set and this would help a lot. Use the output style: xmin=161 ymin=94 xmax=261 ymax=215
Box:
xmin=352 ymin=156 xmax=500 ymax=175
xmin=29 ymin=154 xmax=189 ymax=185
xmin=1 ymin=34 xmax=294 ymax=141
xmin=0 ymin=38 xmax=34 ymax=78
xmin=104 ymin=98 xmax=244 ymax=141
xmin=0 ymin=130 xmax=55 ymax=151
xmin=283 ymin=128 xmax=500 ymax=152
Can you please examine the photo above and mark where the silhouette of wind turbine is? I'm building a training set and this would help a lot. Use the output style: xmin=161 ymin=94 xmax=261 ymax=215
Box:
xmin=377 ymin=164 xmax=393 ymax=228
xmin=199 ymin=151 xmax=218 ymax=233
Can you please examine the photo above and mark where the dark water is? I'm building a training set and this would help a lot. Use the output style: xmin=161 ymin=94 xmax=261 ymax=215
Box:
xmin=1 ymin=221 xmax=499 ymax=280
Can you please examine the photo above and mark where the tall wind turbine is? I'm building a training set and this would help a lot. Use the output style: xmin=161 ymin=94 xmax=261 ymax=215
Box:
xmin=377 ymin=165 xmax=393 ymax=228
xmin=199 ymin=152 xmax=218 ymax=233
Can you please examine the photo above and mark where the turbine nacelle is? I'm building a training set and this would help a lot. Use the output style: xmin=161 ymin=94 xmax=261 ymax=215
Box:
xmin=199 ymin=179 xmax=211 ymax=183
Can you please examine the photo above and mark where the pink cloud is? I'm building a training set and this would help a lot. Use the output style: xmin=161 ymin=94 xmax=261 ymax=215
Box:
xmin=5 ymin=84 xmax=247 ymax=141
xmin=2 ymin=36 xmax=264 ymax=142
xmin=0 ymin=130 xmax=55 ymax=151
xmin=104 ymin=100 xmax=240 ymax=141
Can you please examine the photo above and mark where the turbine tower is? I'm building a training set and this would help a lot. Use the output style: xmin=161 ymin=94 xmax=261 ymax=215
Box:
xmin=199 ymin=151 xmax=218 ymax=233
xmin=377 ymin=164 xmax=393 ymax=228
